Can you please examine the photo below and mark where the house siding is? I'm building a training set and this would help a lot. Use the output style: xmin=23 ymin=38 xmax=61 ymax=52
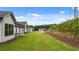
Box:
xmin=15 ymin=27 xmax=24 ymax=36
xmin=15 ymin=27 xmax=20 ymax=36
xmin=0 ymin=21 xmax=2 ymax=42
xmin=2 ymin=14 xmax=15 ymax=42
xmin=25 ymin=24 xmax=27 ymax=33
xmin=20 ymin=28 xmax=24 ymax=34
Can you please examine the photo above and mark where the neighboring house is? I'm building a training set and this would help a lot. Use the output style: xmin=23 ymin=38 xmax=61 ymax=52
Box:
xmin=16 ymin=22 xmax=27 ymax=33
xmin=0 ymin=11 xmax=16 ymax=43
xmin=15 ymin=22 xmax=25 ymax=36
xmin=39 ymin=28 xmax=47 ymax=32
xmin=26 ymin=25 xmax=34 ymax=33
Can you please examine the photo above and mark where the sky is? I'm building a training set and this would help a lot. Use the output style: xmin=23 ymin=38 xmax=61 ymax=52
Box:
xmin=0 ymin=7 xmax=75 ymax=26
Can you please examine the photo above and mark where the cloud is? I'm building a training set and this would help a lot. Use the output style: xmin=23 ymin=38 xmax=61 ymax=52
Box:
xmin=26 ymin=13 xmax=41 ymax=17
xmin=60 ymin=11 xmax=65 ymax=14
xmin=31 ymin=13 xmax=41 ymax=16
xmin=15 ymin=16 xmax=26 ymax=21
xmin=15 ymin=13 xmax=70 ymax=26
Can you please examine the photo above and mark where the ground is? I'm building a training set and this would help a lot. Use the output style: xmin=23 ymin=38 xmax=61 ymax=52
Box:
xmin=0 ymin=31 xmax=78 ymax=51
xmin=47 ymin=31 xmax=79 ymax=48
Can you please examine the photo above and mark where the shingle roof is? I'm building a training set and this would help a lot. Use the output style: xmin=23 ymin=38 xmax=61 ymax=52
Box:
xmin=0 ymin=11 xmax=16 ymax=22
xmin=0 ymin=11 xmax=10 ymax=17
xmin=15 ymin=22 xmax=25 ymax=28
xmin=15 ymin=21 xmax=27 ymax=28
xmin=17 ymin=22 xmax=27 ymax=25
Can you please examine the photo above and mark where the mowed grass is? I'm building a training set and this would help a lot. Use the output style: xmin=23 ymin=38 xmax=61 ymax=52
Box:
xmin=0 ymin=31 xmax=78 ymax=51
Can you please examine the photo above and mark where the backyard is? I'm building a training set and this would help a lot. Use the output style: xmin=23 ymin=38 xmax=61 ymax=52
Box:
xmin=0 ymin=31 xmax=78 ymax=51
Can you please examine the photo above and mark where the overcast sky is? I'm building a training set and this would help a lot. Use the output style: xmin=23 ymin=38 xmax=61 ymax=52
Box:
xmin=0 ymin=7 xmax=75 ymax=26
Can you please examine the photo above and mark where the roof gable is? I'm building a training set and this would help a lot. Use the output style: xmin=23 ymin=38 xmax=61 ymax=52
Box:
xmin=0 ymin=11 xmax=9 ymax=17
xmin=0 ymin=11 xmax=16 ymax=23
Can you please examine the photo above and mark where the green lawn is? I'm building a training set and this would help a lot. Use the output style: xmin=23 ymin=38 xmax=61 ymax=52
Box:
xmin=0 ymin=31 xmax=78 ymax=51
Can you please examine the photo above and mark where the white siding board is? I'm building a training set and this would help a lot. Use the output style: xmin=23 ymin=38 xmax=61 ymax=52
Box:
xmin=16 ymin=27 xmax=20 ymax=36
xmin=25 ymin=24 xmax=27 ymax=33
xmin=0 ymin=21 xmax=2 ymax=42
xmin=15 ymin=27 xmax=24 ymax=36
xmin=20 ymin=28 xmax=24 ymax=34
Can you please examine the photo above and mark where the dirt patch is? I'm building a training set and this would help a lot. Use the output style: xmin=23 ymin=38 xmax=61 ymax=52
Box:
xmin=47 ymin=31 xmax=79 ymax=48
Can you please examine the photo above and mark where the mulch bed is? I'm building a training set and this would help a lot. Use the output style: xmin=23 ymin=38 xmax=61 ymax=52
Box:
xmin=47 ymin=31 xmax=79 ymax=48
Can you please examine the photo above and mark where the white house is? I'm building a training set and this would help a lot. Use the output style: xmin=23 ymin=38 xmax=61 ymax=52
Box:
xmin=15 ymin=21 xmax=28 ymax=36
xmin=26 ymin=25 xmax=34 ymax=33
xmin=15 ymin=22 xmax=25 ymax=36
xmin=39 ymin=28 xmax=47 ymax=32
xmin=0 ymin=11 xmax=33 ymax=43
xmin=16 ymin=22 xmax=27 ymax=33
xmin=0 ymin=11 xmax=16 ymax=43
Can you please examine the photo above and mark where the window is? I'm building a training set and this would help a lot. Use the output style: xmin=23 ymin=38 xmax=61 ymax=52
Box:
xmin=5 ymin=24 xmax=14 ymax=36
xmin=9 ymin=24 xmax=13 ymax=35
xmin=5 ymin=24 xmax=9 ymax=36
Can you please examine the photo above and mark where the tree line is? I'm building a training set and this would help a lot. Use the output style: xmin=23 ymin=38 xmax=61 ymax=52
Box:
xmin=34 ymin=18 xmax=79 ymax=36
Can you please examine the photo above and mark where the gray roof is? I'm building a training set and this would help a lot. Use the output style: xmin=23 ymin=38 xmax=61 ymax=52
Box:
xmin=15 ymin=21 xmax=27 ymax=28
xmin=15 ymin=22 xmax=25 ymax=28
xmin=0 ymin=11 xmax=16 ymax=22
xmin=0 ymin=11 xmax=10 ymax=17
xmin=17 ymin=22 xmax=27 ymax=25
